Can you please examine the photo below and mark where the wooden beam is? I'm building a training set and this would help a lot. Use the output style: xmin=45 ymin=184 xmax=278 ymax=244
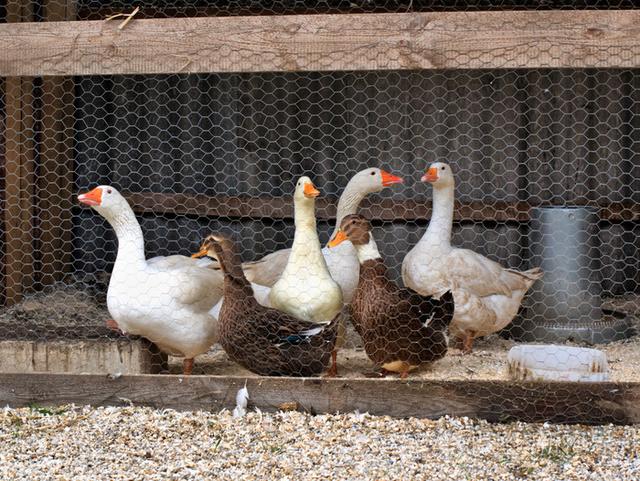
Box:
xmin=0 ymin=79 xmax=3 ymax=306
xmin=37 ymin=0 xmax=76 ymax=286
xmin=3 ymin=1 xmax=35 ymax=306
xmin=3 ymin=80 xmax=35 ymax=305
xmin=1 ymin=10 xmax=640 ymax=77
xmin=0 ymin=373 xmax=638 ymax=424
xmin=124 ymin=192 xmax=640 ymax=223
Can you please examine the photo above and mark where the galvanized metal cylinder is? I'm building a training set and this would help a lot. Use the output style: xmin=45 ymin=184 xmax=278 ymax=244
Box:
xmin=511 ymin=206 xmax=634 ymax=344
xmin=529 ymin=206 xmax=602 ymax=322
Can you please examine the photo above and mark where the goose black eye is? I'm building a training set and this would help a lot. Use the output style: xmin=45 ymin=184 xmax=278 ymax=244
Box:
xmin=370 ymin=171 xmax=375 ymax=176
xmin=441 ymin=166 xmax=445 ymax=171
xmin=107 ymin=189 xmax=112 ymax=194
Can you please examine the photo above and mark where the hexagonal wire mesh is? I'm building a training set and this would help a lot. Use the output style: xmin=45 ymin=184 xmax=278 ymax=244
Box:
xmin=0 ymin=1 xmax=638 ymax=394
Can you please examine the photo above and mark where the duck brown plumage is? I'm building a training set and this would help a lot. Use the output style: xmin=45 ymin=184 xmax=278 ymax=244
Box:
xmin=193 ymin=234 xmax=338 ymax=377
xmin=328 ymin=214 xmax=455 ymax=378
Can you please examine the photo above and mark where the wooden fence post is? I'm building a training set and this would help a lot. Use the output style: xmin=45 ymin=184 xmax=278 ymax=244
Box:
xmin=3 ymin=0 xmax=35 ymax=306
xmin=37 ymin=0 xmax=76 ymax=287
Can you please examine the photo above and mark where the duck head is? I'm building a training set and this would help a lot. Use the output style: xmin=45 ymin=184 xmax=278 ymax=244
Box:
xmin=193 ymin=233 xmax=245 ymax=277
xmin=421 ymin=162 xmax=454 ymax=188
xmin=77 ymin=185 xmax=130 ymax=219
xmin=349 ymin=168 xmax=403 ymax=194
xmin=328 ymin=214 xmax=371 ymax=248
xmin=192 ymin=234 xmax=234 ymax=263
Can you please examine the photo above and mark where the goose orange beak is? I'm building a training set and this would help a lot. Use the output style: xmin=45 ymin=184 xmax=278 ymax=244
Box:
xmin=303 ymin=182 xmax=320 ymax=198
xmin=328 ymin=230 xmax=348 ymax=248
xmin=381 ymin=170 xmax=404 ymax=187
xmin=421 ymin=167 xmax=439 ymax=183
xmin=191 ymin=247 xmax=209 ymax=259
xmin=78 ymin=187 xmax=103 ymax=206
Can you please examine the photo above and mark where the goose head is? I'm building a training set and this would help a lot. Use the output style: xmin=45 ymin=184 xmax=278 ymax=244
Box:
xmin=328 ymin=214 xmax=371 ymax=248
xmin=421 ymin=162 xmax=454 ymax=189
xmin=294 ymin=176 xmax=320 ymax=204
xmin=77 ymin=185 xmax=130 ymax=219
xmin=348 ymin=168 xmax=403 ymax=195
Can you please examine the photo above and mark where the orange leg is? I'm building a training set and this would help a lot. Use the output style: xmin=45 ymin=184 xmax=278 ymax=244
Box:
xmin=325 ymin=350 xmax=338 ymax=377
xmin=399 ymin=367 xmax=410 ymax=380
xmin=183 ymin=358 xmax=194 ymax=376
xmin=105 ymin=319 xmax=121 ymax=333
xmin=462 ymin=333 xmax=475 ymax=355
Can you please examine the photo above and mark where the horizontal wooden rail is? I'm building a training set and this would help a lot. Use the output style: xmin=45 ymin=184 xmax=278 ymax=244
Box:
xmin=124 ymin=192 xmax=640 ymax=222
xmin=1 ymin=10 xmax=639 ymax=77
xmin=0 ymin=373 xmax=638 ymax=424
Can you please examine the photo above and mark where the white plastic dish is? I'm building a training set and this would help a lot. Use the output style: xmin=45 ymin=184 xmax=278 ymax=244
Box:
xmin=507 ymin=344 xmax=610 ymax=382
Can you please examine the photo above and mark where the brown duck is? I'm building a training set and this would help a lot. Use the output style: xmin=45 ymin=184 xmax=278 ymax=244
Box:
xmin=193 ymin=234 xmax=339 ymax=377
xmin=328 ymin=214 xmax=455 ymax=378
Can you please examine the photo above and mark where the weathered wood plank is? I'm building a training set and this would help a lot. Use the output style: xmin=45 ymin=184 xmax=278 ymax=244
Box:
xmin=0 ymin=374 xmax=638 ymax=424
xmin=0 ymin=340 xmax=167 ymax=374
xmin=123 ymin=192 xmax=640 ymax=223
xmin=1 ymin=10 xmax=640 ymax=77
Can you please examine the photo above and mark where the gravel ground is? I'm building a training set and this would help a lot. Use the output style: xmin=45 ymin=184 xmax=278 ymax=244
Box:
xmin=0 ymin=405 xmax=637 ymax=481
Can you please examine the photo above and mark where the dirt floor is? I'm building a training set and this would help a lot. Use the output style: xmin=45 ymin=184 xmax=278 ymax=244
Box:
xmin=1 ymin=288 xmax=638 ymax=381
xmin=172 ymin=293 xmax=640 ymax=381
xmin=168 ymin=331 xmax=640 ymax=382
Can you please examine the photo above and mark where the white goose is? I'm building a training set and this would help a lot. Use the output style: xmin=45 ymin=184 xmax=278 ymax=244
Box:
xmin=269 ymin=176 xmax=344 ymax=324
xmin=402 ymin=162 xmax=543 ymax=353
xmin=238 ymin=168 xmax=403 ymax=303
xmin=78 ymin=185 xmax=223 ymax=374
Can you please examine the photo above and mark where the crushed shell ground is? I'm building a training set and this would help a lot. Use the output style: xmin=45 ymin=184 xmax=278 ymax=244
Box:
xmin=0 ymin=406 xmax=638 ymax=480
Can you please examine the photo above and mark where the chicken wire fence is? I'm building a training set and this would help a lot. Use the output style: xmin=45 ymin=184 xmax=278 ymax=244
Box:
xmin=0 ymin=1 xmax=639 ymax=386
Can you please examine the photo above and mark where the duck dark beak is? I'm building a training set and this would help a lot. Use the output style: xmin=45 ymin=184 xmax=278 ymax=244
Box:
xmin=328 ymin=230 xmax=348 ymax=248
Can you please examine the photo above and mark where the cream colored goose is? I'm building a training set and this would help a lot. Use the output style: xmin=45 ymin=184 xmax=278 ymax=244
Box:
xmin=269 ymin=177 xmax=344 ymax=324
xmin=235 ymin=168 xmax=403 ymax=303
xmin=402 ymin=162 xmax=543 ymax=353
xmin=78 ymin=185 xmax=223 ymax=374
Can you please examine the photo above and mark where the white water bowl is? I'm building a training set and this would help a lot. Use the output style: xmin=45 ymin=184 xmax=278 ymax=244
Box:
xmin=507 ymin=345 xmax=610 ymax=382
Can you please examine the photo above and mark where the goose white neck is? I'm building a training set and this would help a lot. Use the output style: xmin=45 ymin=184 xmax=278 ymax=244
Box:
xmin=289 ymin=198 xmax=325 ymax=265
xmin=294 ymin=200 xmax=317 ymax=229
xmin=331 ymin=184 xmax=368 ymax=238
xmin=422 ymin=184 xmax=454 ymax=247
xmin=355 ymin=236 xmax=382 ymax=264
xmin=103 ymin=204 xmax=146 ymax=265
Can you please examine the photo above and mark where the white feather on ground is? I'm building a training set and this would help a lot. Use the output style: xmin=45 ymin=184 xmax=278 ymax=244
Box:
xmin=233 ymin=383 xmax=249 ymax=418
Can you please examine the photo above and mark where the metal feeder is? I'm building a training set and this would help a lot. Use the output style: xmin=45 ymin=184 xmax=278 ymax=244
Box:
xmin=511 ymin=206 xmax=635 ymax=344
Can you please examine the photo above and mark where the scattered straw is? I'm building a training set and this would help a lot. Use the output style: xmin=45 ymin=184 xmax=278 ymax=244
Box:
xmin=104 ymin=6 xmax=140 ymax=30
